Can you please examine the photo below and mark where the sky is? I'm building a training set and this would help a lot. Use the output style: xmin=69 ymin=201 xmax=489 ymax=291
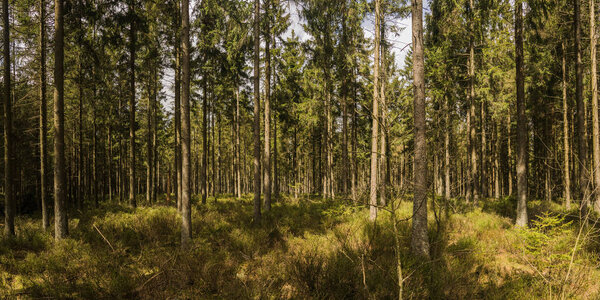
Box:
xmin=283 ymin=0 xmax=414 ymax=69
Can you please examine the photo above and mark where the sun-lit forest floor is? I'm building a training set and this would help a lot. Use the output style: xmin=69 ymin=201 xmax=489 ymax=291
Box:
xmin=1 ymin=194 xmax=600 ymax=299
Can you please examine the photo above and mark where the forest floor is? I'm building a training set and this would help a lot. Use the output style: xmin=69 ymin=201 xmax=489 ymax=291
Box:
xmin=1 ymin=194 xmax=600 ymax=299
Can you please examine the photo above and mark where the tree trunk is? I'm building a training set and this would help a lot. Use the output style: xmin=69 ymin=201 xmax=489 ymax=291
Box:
xmin=129 ymin=2 xmax=137 ymax=208
xmin=3 ymin=0 xmax=15 ymax=237
xmin=515 ymin=0 xmax=528 ymax=227
xmin=411 ymin=0 xmax=429 ymax=258
xmin=53 ymin=0 xmax=68 ymax=239
xmin=575 ymin=0 xmax=588 ymax=205
xmin=264 ymin=0 xmax=272 ymax=211
xmin=236 ymin=87 xmax=241 ymax=199
xmin=469 ymin=0 xmax=478 ymax=204
xmin=562 ymin=42 xmax=571 ymax=209
xmin=174 ymin=14 xmax=182 ymax=210
xmin=380 ymin=17 xmax=388 ymax=207
xmin=39 ymin=0 xmax=49 ymax=230
xmin=253 ymin=0 xmax=262 ymax=223
xmin=181 ymin=0 xmax=192 ymax=247
xmin=591 ymin=0 xmax=600 ymax=212
xmin=369 ymin=0 xmax=381 ymax=221
xmin=444 ymin=94 xmax=451 ymax=200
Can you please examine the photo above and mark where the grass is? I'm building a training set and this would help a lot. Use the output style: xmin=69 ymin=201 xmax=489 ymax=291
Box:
xmin=1 ymin=195 xmax=599 ymax=299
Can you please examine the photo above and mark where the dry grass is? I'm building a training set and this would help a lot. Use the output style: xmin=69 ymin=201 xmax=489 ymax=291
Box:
xmin=0 ymin=195 xmax=598 ymax=299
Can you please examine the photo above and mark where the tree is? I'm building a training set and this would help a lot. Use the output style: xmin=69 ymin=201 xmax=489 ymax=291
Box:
xmin=253 ymin=0 xmax=262 ymax=223
xmin=181 ymin=0 xmax=192 ymax=246
xmin=575 ymin=0 xmax=587 ymax=205
xmin=591 ymin=0 xmax=600 ymax=212
xmin=562 ymin=42 xmax=571 ymax=209
xmin=515 ymin=0 xmax=527 ymax=227
xmin=264 ymin=0 xmax=272 ymax=212
xmin=411 ymin=0 xmax=429 ymax=258
xmin=39 ymin=0 xmax=49 ymax=230
xmin=3 ymin=0 xmax=15 ymax=237
xmin=369 ymin=0 xmax=381 ymax=221
xmin=54 ymin=0 xmax=68 ymax=239
xmin=129 ymin=1 xmax=137 ymax=208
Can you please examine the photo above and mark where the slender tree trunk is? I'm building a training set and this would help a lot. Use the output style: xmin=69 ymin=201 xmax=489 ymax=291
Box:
xmin=562 ymin=42 xmax=572 ymax=209
xmin=129 ymin=2 xmax=137 ymax=208
xmin=39 ymin=0 xmax=49 ymax=230
xmin=515 ymin=0 xmax=528 ymax=227
xmin=181 ymin=0 xmax=192 ymax=247
xmin=575 ymin=0 xmax=589 ymax=205
xmin=236 ymin=87 xmax=241 ymax=199
xmin=469 ymin=0 xmax=478 ymax=204
xmin=411 ymin=0 xmax=429 ymax=258
xmin=253 ymin=0 xmax=262 ymax=222
xmin=591 ymin=0 xmax=600 ymax=212
xmin=53 ymin=0 xmax=68 ymax=239
xmin=494 ymin=121 xmax=500 ymax=199
xmin=481 ymin=98 xmax=487 ymax=198
xmin=264 ymin=0 xmax=272 ymax=211
xmin=444 ymin=94 xmax=451 ymax=200
xmin=380 ymin=18 xmax=388 ymax=207
xmin=369 ymin=0 xmax=381 ymax=221
xmin=147 ymin=79 xmax=153 ymax=204
xmin=508 ymin=113 xmax=513 ymax=195
xmin=3 ymin=0 xmax=15 ymax=237
xmin=174 ymin=16 xmax=182 ymax=210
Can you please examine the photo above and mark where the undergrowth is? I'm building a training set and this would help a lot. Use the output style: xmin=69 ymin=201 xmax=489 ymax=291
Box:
xmin=1 ymin=196 xmax=599 ymax=299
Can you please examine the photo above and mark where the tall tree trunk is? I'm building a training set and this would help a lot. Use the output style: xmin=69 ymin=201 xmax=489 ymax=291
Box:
xmin=469 ymin=0 xmax=478 ymax=204
xmin=39 ymin=0 xmax=49 ymax=230
xmin=201 ymin=79 xmax=208 ymax=203
xmin=264 ymin=0 xmax=272 ymax=211
xmin=253 ymin=0 xmax=262 ymax=222
xmin=575 ymin=0 xmax=588 ymax=205
xmin=129 ymin=2 xmax=137 ymax=208
xmin=174 ymin=14 xmax=182 ymax=210
xmin=3 ymin=0 xmax=15 ymax=237
xmin=53 ymin=0 xmax=68 ymax=239
xmin=147 ymin=79 xmax=153 ymax=204
xmin=481 ymin=98 xmax=487 ymax=198
xmin=591 ymin=0 xmax=600 ymax=212
xmin=236 ymin=86 xmax=241 ymax=199
xmin=515 ymin=0 xmax=528 ymax=227
xmin=444 ymin=94 xmax=451 ymax=200
xmin=380 ymin=17 xmax=388 ymax=207
xmin=508 ymin=113 xmax=513 ymax=195
xmin=369 ymin=0 xmax=381 ymax=221
xmin=562 ymin=42 xmax=572 ymax=209
xmin=181 ymin=0 xmax=192 ymax=247
xmin=411 ymin=0 xmax=429 ymax=258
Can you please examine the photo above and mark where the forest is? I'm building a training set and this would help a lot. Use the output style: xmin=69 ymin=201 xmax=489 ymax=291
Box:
xmin=2 ymin=0 xmax=600 ymax=298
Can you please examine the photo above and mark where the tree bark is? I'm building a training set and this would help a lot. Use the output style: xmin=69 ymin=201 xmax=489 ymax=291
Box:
xmin=181 ymin=0 xmax=192 ymax=247
xmin=469 ymin=0 xmax=478 ymax=204
xmin=53 ymin=0 xmax=68 ymax=239
xmin=575 ymin=0 xmax=589 ymax=205
xmin=253 ymin=0 xmax=262 ymax=223
xmin=39 ymin=0 xmax=49 ymax=230
xmin=264 ymin=0 xmax=272 ymax=211
xmin=3 ymin=0 xmax=15 ymax=237
xmin=174 ymin=10 xmax=182 ymax=210
xmin=369 ymin=0 xmax=381 ymax=221
xmin=129 ymin=2 xmax=137 ymax=208
xmin=515 ymin=0 xmax=528 ymax=227
xmin=444 ymin=94 xmax=451 ymax=200
xmin=411 ymin=0 xmax=429 ymax=258
xmin=562 ymin=42 xmax=571 ymax=209
xmin=591 ymin=0 xmax=600 ymax=212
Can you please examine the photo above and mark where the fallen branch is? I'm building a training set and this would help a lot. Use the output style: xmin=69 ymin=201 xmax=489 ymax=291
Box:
xmin=93 ymin=224 xmax=115 ymax=252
